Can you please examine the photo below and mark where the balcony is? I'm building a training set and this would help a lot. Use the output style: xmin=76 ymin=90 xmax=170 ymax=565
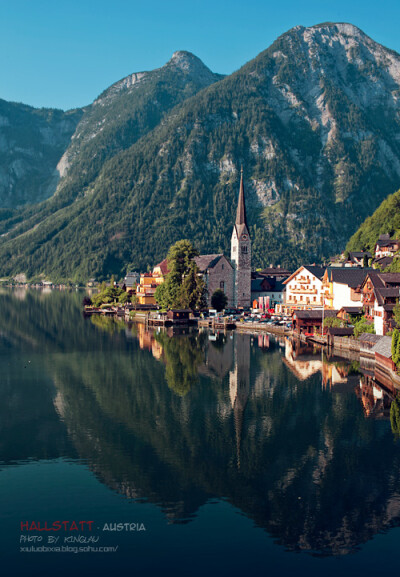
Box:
xmin=289 ymin=288 xmax=318 ymax=294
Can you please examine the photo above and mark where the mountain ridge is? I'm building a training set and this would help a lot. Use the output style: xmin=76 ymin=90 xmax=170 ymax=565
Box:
xmin=2 ymin=23 xmax=400 ymax=281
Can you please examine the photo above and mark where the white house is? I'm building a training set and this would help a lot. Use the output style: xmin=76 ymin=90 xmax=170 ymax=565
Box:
xmin=283 ymin=266 xmax=326 ymax=310
xmin=322 ymin=268 xmax=370 ymax=311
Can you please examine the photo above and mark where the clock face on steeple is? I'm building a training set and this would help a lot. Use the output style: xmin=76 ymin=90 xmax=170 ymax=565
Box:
xmin=241 ymin=234 xmax=248 ymax=241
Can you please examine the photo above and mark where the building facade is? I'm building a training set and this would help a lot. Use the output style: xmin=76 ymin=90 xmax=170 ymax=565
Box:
xmin=374 ymin=234 xmax=399 ymax=259
xmin=361 ymin=272 xmax=400 ymax=335
xmin=194 ymin=254 xmax=234 ymax=307
xmin=322 ymin=268 xmax=369 ymax=311
xmin=284 ymin=266 xmax=326 ymax=310
xmin=136 ymin=259 xmax=168 ymax=305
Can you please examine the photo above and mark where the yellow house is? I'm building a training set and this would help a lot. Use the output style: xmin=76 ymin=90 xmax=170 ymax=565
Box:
xmin=136 ymin=259 xmax=169 ymax=305
xmin=321 ymin=269 xmax=334 ymax=309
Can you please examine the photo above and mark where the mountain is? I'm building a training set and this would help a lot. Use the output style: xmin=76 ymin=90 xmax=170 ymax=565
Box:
xmin=0 ymin=100 xmax=82 ymax=209
xmin=346 ymin=187 xmax=400 ymax=254
xmin=54 ymin=50 xmax=223 ymax=204
xmin=2 ymin=23 xmax=400 ymax=281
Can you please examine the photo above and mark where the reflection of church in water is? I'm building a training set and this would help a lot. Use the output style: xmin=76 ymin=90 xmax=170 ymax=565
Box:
xmin=229 ymin=333 xmax=251 ymax=468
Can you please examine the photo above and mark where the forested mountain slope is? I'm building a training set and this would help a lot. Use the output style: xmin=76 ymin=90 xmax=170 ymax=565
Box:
xmin=2 ymin=23 xmax=400 ymax=281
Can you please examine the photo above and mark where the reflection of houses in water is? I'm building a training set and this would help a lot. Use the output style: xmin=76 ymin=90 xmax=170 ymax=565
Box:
xmin=229 ymin=333 xmax=250 ymax=468
xmin=321 ymin=362 xmax=349 ymax=389
xmin=356 ymin=374 xmax=394 ymax=418
xmin=321 ymin=361 xmax=360 ymax=392
xmin=136 ymin=323 xmax=154 ymax=352
xmin=283 ymin=338 xmax=323 ymax=381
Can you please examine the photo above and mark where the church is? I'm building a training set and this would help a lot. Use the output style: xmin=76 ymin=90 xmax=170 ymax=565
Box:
xmin=195 ymin=168 xmax=252 ymax=308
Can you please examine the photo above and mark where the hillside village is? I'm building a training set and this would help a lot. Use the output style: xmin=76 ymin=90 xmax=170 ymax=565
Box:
xmin=111 ymin=172 xmax=400 ymax=341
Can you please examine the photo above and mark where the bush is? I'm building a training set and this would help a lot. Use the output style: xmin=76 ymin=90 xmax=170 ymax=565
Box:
xmin=392 ymin=329 xmax=400 ymax=365
xmin=323 ymin=316 xmax=343 ymax=328
xmin=211 ymin=289 xmax=228 ymax=312
xmin=353 ymin=317 xmax=375 ymax=338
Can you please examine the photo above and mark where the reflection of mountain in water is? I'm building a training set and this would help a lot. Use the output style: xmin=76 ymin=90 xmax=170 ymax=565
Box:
xmin=2 ymin=289 xmax=400 ymax=555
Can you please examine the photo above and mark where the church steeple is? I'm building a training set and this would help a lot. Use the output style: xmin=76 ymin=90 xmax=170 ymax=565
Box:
xmin=231 ymin=166 xmax=252 ymax=308
xmin=236 ymin=167 xmax=248 ymax=228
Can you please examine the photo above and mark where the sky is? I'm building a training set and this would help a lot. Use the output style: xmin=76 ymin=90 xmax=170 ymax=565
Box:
xmin=1 ymin=0 xmax=400 ymax=111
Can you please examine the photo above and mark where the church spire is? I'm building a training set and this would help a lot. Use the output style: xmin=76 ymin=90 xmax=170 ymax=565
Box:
xmin=235 ymin=166 xmax=248 ymax=228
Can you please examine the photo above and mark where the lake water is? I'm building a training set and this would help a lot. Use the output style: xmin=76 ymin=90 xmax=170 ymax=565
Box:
xmin=1 ymin=288 xmax=400 ymax=576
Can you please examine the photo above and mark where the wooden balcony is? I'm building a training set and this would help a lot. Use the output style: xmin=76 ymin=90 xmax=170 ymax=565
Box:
xmin=290 ymin=288 xmax=318 ymax=294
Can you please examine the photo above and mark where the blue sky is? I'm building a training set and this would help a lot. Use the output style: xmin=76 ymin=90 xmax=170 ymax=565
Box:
xmin=1 ymin=0 xmax=400 ymax=111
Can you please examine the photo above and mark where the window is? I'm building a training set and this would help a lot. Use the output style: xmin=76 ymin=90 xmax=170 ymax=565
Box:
xmin=220 ymin=281 xmax=225 ymax=291
xmin=241 ymin=246 xmax=248 ymax=254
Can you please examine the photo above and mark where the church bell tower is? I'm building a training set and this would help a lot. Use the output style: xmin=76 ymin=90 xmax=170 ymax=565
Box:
xmin=231 ymin=168 xmax=251 ymax=308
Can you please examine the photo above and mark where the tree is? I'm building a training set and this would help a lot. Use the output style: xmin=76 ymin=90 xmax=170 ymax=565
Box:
xmin=393 ymin=302 xmax=400 ymax=327
xmin=118 ymin=291 xmax=130 ymax=304
xmin=353 ymin=316 xmax=375 ymax=338
xmin=155 ymin=240 xmax=205 ymax=309
xmin=323 ymin=316 xmax=343 ymax=328
xmin=396 ymin=336 xmax=400 ymax=371
xmin=211 ymin=289 xmax=228 ymax=312
xmin=91 ymin=285 xmax=124 ymax=306
xmin=392 ymin=329 xmax=400 ymax=365
xmin=363 ymin=254 xmax=369 ymax=267
xmin=180 ymin=261 xmax=207 ymax=310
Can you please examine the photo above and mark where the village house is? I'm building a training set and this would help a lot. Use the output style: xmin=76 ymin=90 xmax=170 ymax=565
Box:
xmin=361 ymin=272 xmax=400 ymax=335
xmin=291 ymin=309 xmax=337 ymax=336
xmin=337 ymin=306 xmax=364 ymax=323
xmin=251 ymin=275 xmax=285 ymax=310
xmin=136 ymin=259 xmax=168 ymax=305
xmin=345 ymin=251 xmax=372 ymax=267
xmin=372 ymin=255 xmax=394 ymax=270
xmin=124 ymin=271 xmax=140 ymax=291
xmin=194 ymin=254 xmax=234 ymax=307
xmin=322 ymin=267 xmax=370 ymax=311
xmin=256 ymin=266 xmax=291 ymax=280
xmin=374 ymin=234 xmax=399 ymax=259
xmin=283 ymin=265 xmax=326 ymax=311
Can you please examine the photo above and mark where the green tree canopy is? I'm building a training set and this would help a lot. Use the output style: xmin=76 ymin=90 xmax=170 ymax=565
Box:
xmin=323 ymin=316 xmax=343 ymax=328
xmin=154 ymin=239 xmax=205 ymax=310
xmin=211 ymin=289 xmax=228 ymax=312
xmin=392 ymin=329 xmax=400 ymax=365
xmin=353 ymin=316 xmax=375 ymax=338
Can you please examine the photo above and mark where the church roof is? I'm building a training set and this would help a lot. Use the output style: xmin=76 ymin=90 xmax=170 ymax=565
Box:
xmin=194 ymin=254 xmax=232 ymax=272
xmin=234 ymin=168 xmax=250 ymax=238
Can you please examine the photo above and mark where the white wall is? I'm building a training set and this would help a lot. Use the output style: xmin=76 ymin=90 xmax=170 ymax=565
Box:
xmin=332 ymin=283 xmax=363 ymax=310
xmin=373 ymin=301 xmax=384 ymax=335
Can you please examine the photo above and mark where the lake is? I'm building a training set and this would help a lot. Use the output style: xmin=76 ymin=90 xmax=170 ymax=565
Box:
xmin=1 ymin=287 xmax=400 ymax=576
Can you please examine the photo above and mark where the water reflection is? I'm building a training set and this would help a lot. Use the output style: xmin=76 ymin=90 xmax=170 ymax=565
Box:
xmin=1 ymin=289 xmax=400 ymax=557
